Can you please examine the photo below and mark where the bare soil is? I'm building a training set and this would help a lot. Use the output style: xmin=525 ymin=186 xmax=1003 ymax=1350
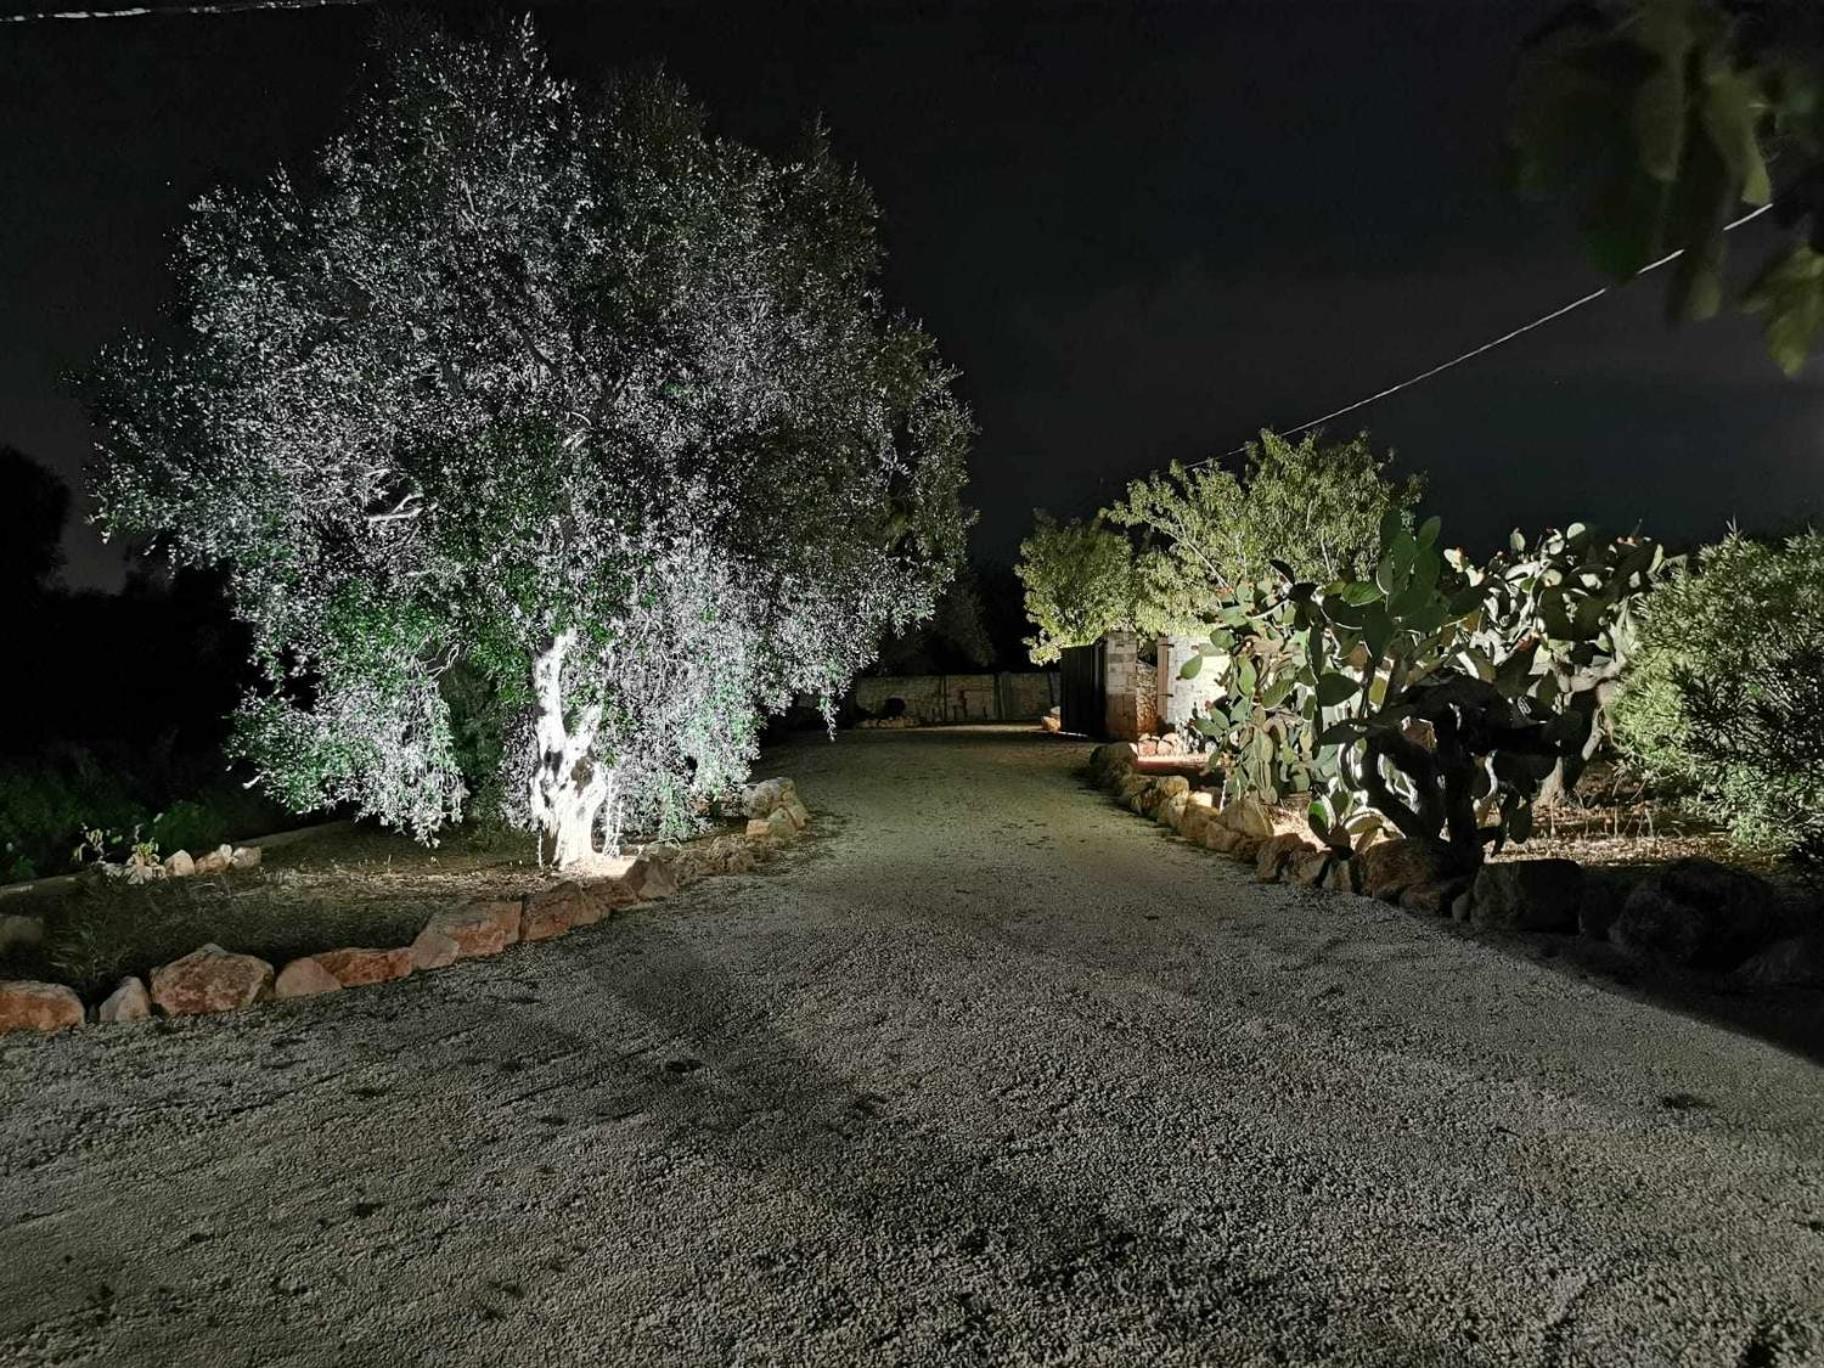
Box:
xmin=0 ymin=726 xmax=1820 ymax=1366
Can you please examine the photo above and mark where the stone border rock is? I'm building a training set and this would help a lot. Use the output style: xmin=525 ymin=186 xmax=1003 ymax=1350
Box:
xmin=0 ymin=818 xmax=357 ymax=904
xmin=1086 ymin=743 xmax=1824 ymax=992
xmin=107 ymin=842 xmax=263 ymax=886
xmin=0 ymin=780 xmax=814 ymax=1037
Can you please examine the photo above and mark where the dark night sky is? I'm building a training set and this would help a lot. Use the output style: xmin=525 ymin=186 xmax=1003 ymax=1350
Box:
xmin=5 ymin=0 xmax=1823 ymax=591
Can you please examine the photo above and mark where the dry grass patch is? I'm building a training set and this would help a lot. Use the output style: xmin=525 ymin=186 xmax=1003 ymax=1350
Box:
xmin=0 ymin=826 xmax=538 ymax=997
xmin=0 ymin=821 xmax=769 ymax=999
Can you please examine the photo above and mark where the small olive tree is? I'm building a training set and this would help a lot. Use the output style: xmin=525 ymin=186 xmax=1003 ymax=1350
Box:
xmin=85 ymin=21 xmax=971 ymax=867
xmin=1108 ymin=430 xmax=1422 ymax=634
xmin=1014 ymin=513 xmax=1138 ymax=663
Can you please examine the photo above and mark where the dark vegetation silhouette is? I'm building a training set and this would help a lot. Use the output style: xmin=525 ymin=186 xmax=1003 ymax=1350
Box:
xmin=1511 ymin=0 xmax=1824 ymax=372
xmin=0 ymin=449 xmax=277 ymax=881
xmin=871 ymin=560 xmax=1031 ymax=677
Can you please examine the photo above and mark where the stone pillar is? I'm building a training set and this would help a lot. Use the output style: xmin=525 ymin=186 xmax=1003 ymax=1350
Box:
xmin=1103 ymin=630 xmax=1142 ymax=740
xmin=1157 ymin=633 xmax=1223 ymax=729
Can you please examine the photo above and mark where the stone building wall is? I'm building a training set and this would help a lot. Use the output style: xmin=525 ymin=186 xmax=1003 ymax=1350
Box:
xmin=1156 ymin=633 xmax=1225 ymax=730
xmin=1102 ymin=632 xmax=1159 ymax=741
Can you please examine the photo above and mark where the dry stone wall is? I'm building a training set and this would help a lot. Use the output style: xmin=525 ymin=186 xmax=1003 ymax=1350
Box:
xmin=850 ymin=671 xmax=1060 ymax=725
xmin=1086 ymin=743 xmax=1824 ymax=992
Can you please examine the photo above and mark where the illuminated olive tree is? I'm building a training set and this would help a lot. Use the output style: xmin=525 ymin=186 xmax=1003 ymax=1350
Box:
xmin=85 ymin=21 xmax=971 ymax=866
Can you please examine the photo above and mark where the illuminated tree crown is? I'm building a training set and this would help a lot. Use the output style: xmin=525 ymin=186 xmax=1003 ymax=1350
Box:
xmin=86 ymin=19 xmax=972 ymax=863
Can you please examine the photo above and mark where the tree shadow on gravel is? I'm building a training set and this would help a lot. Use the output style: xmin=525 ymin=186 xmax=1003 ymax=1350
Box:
xmin=1024 ymin=750 xmax=1824 ymax=1073
xmin=863 ymin=782 xmax=1824 ymax=1075
xmin=570 ymin=918 xmax=1464 ymax=1364
xmin=1418 ymin=914 xmax=1824 ymax=1069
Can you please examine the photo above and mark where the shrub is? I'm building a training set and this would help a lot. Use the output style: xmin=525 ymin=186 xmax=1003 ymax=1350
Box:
xmin=0 ymin=750 xmax=284 ymax=885
xmin=1614 ymin=530 xmax=1824 ymax=862
xmin=0 ymin=760 xmax=142 ymax=882
xmin=150 ymin=785 xmax=277 ymax=855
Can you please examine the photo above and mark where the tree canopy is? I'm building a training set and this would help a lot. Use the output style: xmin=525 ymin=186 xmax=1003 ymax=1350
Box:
xmin=1015 ymin=431 xmax=1418 ymax=662
xmin=872 ymin=561 xmax=1001 ymax=675
xmin=0 ymin=446 xmax=69 ymax=597
xmin=1015 ymin=514 xmax=1137 ymax=664
xmin=1509 ymin=0 xmax=1824 ymax=372
xmin=84 ymin=19 xmax=972 ymax=864
xmin=1108 ymin=430 xmax=1422 ymax=635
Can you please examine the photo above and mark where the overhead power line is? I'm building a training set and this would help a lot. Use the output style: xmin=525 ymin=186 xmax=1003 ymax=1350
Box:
xmin=1194 ymin=200 xmax=1779 ymax=469
xmin=0 ymin=0 xmax=1786 ymax=455
xmin=0 ymin=0 xmax=372 ymax=22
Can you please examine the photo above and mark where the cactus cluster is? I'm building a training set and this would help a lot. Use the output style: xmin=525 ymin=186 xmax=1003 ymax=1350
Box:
xmin=1179 ymin=580 xmax=1321 ymax=804
xmin=1459 ymin=524 xmax=1673 ymax=794
xmin=1184 ymin=512 xmax=1665 ymax=868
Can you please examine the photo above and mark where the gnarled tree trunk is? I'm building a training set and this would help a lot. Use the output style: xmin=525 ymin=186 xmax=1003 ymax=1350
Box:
xmin=529 ymin=630 xmax=617 ymax=869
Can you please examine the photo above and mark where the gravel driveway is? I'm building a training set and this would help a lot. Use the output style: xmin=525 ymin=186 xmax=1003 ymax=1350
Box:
xmin=2 ymin=725 xmax=1821 ymax=1366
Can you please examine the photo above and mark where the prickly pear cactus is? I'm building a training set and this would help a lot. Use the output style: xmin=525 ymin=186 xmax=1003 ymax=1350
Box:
xmin=1184 ymin=510 xmax=1664 ymax=865
xmin=1179 ymin=579 xmax=1322 ymax=805
xmin=1460 ymin=524 xmax=1673 ymax=793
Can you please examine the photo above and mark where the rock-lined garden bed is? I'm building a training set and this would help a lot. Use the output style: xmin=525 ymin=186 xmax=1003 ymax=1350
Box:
xmin=0 ymin=778 xmax=813 ymax=1036
xmin=86 ymin=840 xmax=265 ymax=887
xmin=1087 ymin=744 xmax=1824 ymax=991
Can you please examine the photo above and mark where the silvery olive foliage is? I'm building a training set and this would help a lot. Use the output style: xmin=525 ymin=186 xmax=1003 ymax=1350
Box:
xmin=85 ymin=20 xmax=971 ymax=864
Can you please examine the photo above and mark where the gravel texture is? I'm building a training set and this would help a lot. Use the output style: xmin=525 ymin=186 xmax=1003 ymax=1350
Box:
xmin=2 ymin=725 xmax=1821 ymax=1366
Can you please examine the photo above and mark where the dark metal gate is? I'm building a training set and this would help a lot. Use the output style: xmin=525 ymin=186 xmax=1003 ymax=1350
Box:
xmin=1059 ymin=641 xmax=1106 ymax=738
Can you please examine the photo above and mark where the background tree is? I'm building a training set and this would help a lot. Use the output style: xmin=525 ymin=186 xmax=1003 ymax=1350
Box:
xmin=84 ymin=20 xmax=971 ymax=868
xmin=0 ymin=449 xmax=271 ymax=883
xmin=1107 ymin=458 xmax=1245 ymax=635
xmin=1014 ymin=513 xmax=1137 ymax=664
xmin=970 ymin=559 xmax=1037 ymax=671
xmin=872 ymin=561 xmax=996 ymax=674
xmin=0 ymin=446 xmax=69 ymax=600
xmin=1108 ymin=430 xmax=1422 ymax=634
xmin=1509 ymin=0 xmax=1824 ymax=372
